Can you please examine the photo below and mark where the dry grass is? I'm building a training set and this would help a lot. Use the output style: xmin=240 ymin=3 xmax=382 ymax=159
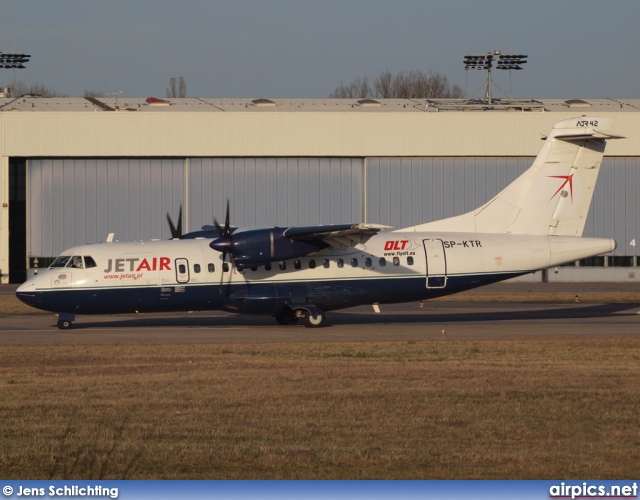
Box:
xmin=1 ymin=338 xmax=639 ymax=479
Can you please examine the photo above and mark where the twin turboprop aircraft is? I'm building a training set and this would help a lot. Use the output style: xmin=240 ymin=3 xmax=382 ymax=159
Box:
xmin=16 ymin=117 xmax=622 ymax=329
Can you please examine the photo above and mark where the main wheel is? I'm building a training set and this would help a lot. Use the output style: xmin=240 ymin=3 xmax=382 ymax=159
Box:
xmin=303 ymin=310 xmax=326 ymax=328
xmin=275 ymin=309 xmax=299 ymax=325
xmin=57 ymin=319 xmax=73 ymax=330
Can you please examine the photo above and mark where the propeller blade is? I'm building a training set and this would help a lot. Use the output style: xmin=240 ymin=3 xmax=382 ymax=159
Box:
xmin=213 ymin=217 xmax=223 ymax=237
xmin=224 ymin=199 xmax=230 ymax=237
xmin=166 ymin=205 xmax=183 ymax=239
xmin=213 ymin=199 xmax=234 ymax=295
xmin=219 ymin=252 xmax=227 ymax=294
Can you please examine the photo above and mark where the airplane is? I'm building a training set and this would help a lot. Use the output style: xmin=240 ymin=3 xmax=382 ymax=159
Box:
xmin=16 ymin=116 xmax=623 ymax=330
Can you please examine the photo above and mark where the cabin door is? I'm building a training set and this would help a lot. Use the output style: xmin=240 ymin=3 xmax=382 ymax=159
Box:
xmin=422 ymin=239 xmax=447 ymax=288
xmin=175 ymin=258 xmax=190 ymax=283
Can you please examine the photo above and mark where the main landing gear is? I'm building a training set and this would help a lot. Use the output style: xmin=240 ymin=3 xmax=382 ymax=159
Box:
xmin=57 ymin=319 xmax=73 ymax=330
xmin=274 ymin=306 xmax=326 ymax=328
xmin=302 ymin=310 xmax=325 ymax=328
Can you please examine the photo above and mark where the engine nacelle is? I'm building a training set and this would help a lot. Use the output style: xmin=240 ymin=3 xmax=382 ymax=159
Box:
xmin=209 ymin=227 xmax=327 ymax=268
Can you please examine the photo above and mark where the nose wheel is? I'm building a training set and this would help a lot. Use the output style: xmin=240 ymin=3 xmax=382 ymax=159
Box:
xmin=57 ymin=319 xmax=73 ymax=330
xmin=56 ymin=313 xmax=75 ymax=330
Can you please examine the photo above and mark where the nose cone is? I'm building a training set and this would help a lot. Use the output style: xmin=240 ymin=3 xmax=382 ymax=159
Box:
xmin=16 ymin=278 xmax=38 ymax=307
xmin=16 ymin=278 xmax=36 ymax=294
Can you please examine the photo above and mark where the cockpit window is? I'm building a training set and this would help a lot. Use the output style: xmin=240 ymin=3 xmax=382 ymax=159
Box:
xmin=68 ymin=256 xmax=84 ymax=269
xmin=50 ymin=256 xmax=71 ymax=268
xmin=84 ymin=256 xmax=97 ymax=268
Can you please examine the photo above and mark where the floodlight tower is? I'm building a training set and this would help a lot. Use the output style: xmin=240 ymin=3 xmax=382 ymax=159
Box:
xmin=463 ymin=50 xmax=527 ymax=104
xmin=0 ymin=52 xmax=31 ymax=97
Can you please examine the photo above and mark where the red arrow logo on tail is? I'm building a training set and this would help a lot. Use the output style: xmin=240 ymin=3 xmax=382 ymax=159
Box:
xmin=548 ymin=174 xmax=574 ymax=201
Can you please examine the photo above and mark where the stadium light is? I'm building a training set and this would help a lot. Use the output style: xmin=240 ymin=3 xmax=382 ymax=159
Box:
xmin=0 ymin=52 xmax=31 ymax=98
xmin=463 ymin=50 xmax=527 ymax=103
xmin=0 ymin=52 xmax=31 ymax=69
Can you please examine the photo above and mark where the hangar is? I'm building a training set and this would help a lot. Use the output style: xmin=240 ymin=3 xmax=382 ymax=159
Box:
xmin=0 ymin=95 xmax=638 ymax=284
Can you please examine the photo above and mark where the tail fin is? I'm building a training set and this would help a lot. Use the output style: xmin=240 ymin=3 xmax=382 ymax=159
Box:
xmin=411 ymin=117 xmax=623 ymax=236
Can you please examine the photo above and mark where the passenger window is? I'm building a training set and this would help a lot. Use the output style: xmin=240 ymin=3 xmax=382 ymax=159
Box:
xmin=379 ymin=258 xmax=386 ymax=267
xmin=222 ymin=263 xmax=229 ymax=272
xmin=323 ymin=259 xmax=330 ymax=269
xmin=294 ymin=260 xmax=301 ymax=270
xmin=393 ymin=257 xmax=400 ymax=266
xmin=84 ymin=256 xmax=97 ymax=268
xmin=208 ymin=263 xmax=215 ymax=273
xmin=309 ymin=260 xmax=316 ymax=269
xmin=279 ymin=261 xmax=286 ymax=271
xmin=407 ymin=257 xmax=414 ymax=266
xmin=179 ymin=264 xmax=186 ymax=274
xmin=364 ymin=257 xmax=372 ymax=268
xmin=265 ymin=262 xmax=272 ymax=271
xmin=194 ymin=264 xmax=201 ymax=273
xmin=351 ymin=258 xmax=358 ymax=268
xmin=337 ymin=259 xmax=344 ymax=268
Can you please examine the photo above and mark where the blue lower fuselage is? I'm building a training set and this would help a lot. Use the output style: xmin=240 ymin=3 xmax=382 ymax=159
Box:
xmin=16 ymin=272 xmax=520 ymax=317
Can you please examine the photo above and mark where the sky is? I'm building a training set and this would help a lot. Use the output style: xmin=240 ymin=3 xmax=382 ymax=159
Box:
xmin=1 ymin=0 xmax=639 ymax=100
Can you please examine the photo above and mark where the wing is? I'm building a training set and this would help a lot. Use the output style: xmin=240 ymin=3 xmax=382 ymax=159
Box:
xmin=208 ymin=223 xmax=392 ymax=268
xmin=284 ymin=223 xmax=391 ymax=250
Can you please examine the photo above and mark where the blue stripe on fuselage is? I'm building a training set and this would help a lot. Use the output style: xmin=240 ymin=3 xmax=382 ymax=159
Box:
xmin=16 ymin=272 xmax=524 ymax=316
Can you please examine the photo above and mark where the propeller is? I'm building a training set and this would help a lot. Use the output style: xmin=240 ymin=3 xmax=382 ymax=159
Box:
xmin=166 ymin=205 xmax=183 ymax=239
xmin=210 ymin=200 xmax=238 ymax=293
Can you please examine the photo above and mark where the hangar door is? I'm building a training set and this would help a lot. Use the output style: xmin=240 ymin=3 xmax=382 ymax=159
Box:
xmin=27 ymin=157 xmax=364 ymax=262
xmin=28 ymin=159 xmax=185 ymax=260
xmin=365 ymin=157 xmax=532 ymax=229
xmin=188 ymin=158 xmax=364 ymax=229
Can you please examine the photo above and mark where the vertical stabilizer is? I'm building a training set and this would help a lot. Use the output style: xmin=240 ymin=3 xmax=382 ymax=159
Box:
xmin=410 ymin=117 xmax=623 ymax=236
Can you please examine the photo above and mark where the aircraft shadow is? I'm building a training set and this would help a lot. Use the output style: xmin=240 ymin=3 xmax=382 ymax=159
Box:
xmin=332 ymin=302 xmax=640 ymax=326
xmin=61 ymin=302 xmax=640 ymax=330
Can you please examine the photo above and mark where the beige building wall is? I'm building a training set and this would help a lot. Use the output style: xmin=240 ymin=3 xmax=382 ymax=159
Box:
xmin=1 ymin=111 xmax=638 ymax=158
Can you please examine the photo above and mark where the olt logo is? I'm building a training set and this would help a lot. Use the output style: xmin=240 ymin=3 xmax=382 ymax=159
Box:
xmin=384 ymin=240 xmax=409 ymax=251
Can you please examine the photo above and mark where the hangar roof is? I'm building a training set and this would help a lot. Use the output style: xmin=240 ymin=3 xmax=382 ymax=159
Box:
xmin=0 ymin=96 xmax=639 ymax=113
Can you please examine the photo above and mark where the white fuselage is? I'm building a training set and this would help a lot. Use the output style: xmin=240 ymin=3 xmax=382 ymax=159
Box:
xmin=16 ymin=232 xmax=615 ymax=318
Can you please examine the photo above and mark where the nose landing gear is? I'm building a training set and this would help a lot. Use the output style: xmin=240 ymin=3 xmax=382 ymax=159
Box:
xmin=56 ymin=312 xmax=75 ymax=330
xmin=57 ymin=319 xmax=73 ymax=330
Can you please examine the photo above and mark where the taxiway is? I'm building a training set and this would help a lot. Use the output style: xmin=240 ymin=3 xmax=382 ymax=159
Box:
xmin=1 ymin=300 xmax=638 ymax=344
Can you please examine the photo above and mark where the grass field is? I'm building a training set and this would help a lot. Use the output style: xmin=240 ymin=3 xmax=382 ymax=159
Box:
xmin=2 ymin=338 xmax=639 ymax=479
